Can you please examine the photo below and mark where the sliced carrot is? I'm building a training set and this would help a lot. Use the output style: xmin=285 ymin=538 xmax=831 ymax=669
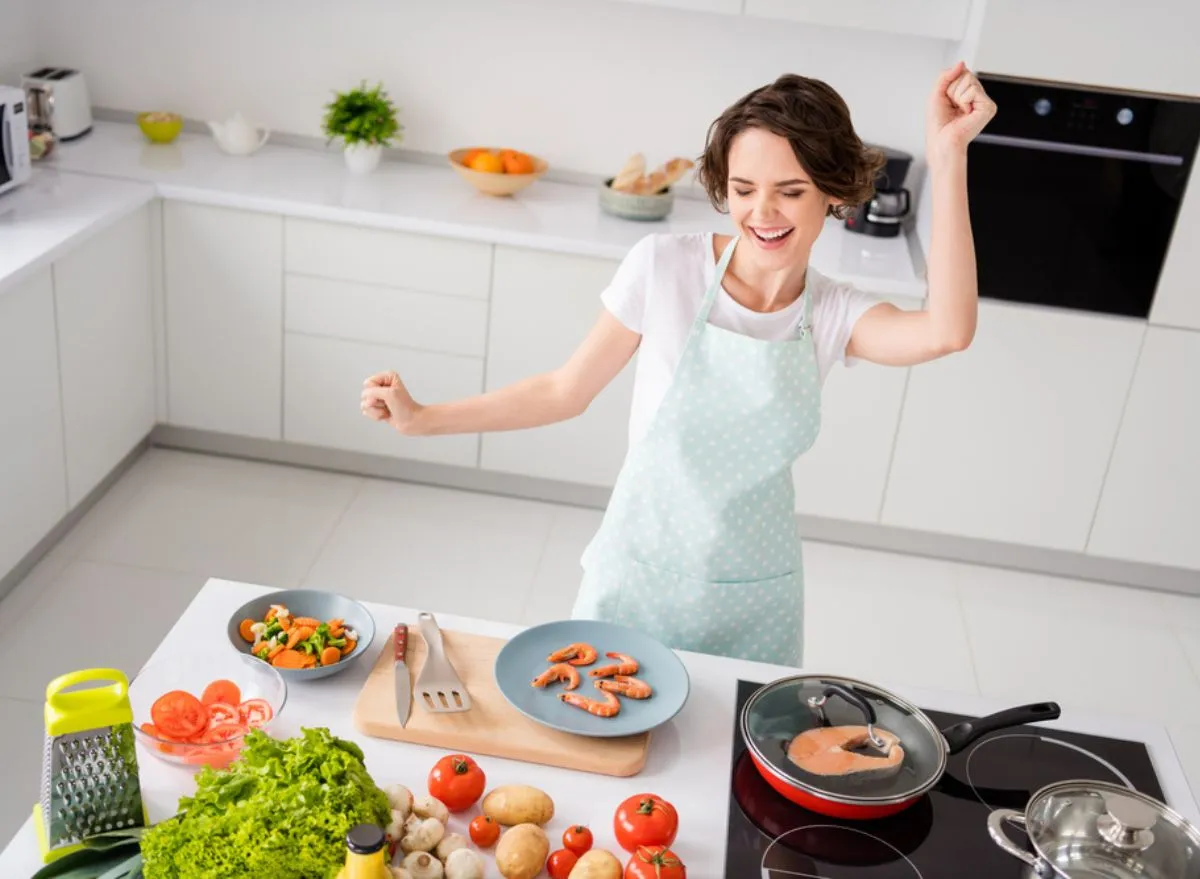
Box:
xmin=271 ymin=649 xmax=308 ymax=669
xmin=301 ymin=653 xmax=318 ymax=669
xmin=320 ymin=646 xmax=342 ymax=666
xmin=286 ymin=626 xmax=314 ymax=649
xmin=279 ymin=616 xmax=293 ymax=631
xmin=341 ymin=638 xmax=357 ymax=656
xmin=265 ymin=607 xmax=279 ymax=623
xmin=238 ymin=619 xmax=257 ymax=642
xmin=292 ymin=617 xmax=321 ymax=629
xmin=267 ymin=643 xmax=286 ymax=661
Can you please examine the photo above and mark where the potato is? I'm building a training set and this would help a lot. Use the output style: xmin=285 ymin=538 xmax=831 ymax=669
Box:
xmin=482 ymin=784 xmax=555 ymax=827
xmin=495 ymin=823 xmax=549 ymax=879
xmin=568 ymin=849 xmax=622 ymax=879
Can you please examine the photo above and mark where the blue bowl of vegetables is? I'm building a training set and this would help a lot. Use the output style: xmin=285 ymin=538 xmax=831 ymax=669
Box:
xmin=226 ymin=589 xmax=376 ymax=682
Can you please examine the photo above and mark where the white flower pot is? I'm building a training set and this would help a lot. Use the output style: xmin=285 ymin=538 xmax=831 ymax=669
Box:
xmin=343 ymin=142 xmax=382 ymax=175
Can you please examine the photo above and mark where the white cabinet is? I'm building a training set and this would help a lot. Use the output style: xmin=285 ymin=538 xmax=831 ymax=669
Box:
xmin=481 ymin=247 xmax=635 ymax=488
xmin=1087 ymin=327 xmax=1200 ymax=570
xmin=0 ymin=270 xmax=68 ymax=576
xmin=881 ymin=301 xmax=1144 ymax=551
xmin=744 ymin=0 xmax=971 ymax=41
xmin=53 ymin=207 xmax=156 ymax=507
xmin=792 ymin=296 xmax=918 ymax=523
xmin=607 ymin=0 xmax=743 ymax=15
xmin=163 ymin=201 xmax=283 ymax=440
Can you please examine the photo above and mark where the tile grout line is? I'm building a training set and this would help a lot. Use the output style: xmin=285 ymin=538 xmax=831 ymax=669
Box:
xmin=514 ymin=510 xmax=561 ymax=625
xmin=293 ymin=478 xmax=371 ymax=588
xmin=950 ymin=570 xmax=986 ymax=697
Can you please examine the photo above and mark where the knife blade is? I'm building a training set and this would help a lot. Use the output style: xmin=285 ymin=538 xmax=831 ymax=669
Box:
xmin=394 ymin=623 xmax=411 ymax=727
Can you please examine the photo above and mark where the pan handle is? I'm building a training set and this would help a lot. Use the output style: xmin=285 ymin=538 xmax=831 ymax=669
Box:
xmin=987 ymin=809 xmax=1043 ymax=871
xmin=942 ymin=701 xmax=1062 ymax=754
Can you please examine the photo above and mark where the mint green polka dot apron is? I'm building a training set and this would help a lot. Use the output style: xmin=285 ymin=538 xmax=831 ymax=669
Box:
xmin=573 ymin=234 xmax=820 ymax=666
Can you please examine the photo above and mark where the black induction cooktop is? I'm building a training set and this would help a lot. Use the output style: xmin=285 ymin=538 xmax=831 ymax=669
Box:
xmin=725 ymin=679 xmax=1165 ymax=878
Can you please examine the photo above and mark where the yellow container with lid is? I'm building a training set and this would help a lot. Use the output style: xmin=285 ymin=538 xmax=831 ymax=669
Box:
xmin=337 ymin=824 xmax=393 ymax=879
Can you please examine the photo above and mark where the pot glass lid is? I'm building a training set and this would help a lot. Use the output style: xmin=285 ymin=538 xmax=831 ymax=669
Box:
xmin=740 ymin=675 xmax=946 ymax=803
xmin=1026 ymin=781 xmax=1200 ymax=879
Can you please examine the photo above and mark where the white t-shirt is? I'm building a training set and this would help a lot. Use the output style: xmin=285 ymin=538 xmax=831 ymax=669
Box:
xmin=601 ymin=231 xmax=881 ymax=445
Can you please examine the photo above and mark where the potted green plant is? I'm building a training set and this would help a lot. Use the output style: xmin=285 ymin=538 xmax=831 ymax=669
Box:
xmin=321 ymin=80 xmax=402 ymax=174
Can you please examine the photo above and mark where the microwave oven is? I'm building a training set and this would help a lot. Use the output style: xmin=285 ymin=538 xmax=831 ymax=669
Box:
xmin=1 ymin=85 xmax=33 ymax=196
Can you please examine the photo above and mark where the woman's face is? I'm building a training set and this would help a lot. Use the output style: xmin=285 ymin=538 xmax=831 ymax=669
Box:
xmin=726 ymin=127 xmax=839 ymax=268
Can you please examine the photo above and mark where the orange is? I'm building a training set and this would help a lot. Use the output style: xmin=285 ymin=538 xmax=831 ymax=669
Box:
xmin=461 ymin=148 xmax=485 ymax=165
xmin=467 ymin=150 xmax=504 ymax=174
xmin=500 ymin=149 xmax=536 ymax=175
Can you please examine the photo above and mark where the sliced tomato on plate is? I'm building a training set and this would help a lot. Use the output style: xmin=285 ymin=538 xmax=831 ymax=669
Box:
xmin=151 ymin=690 xmax=208 ymax=739
xmin=206 ymin=702 xmax=241 ymax=726
xmin=201 ymin=679 xmax=242 ymax=707
xmin=238 ymin=698 xmax=274 ymax=728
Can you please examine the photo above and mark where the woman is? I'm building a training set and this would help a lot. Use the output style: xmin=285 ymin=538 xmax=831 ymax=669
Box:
xmin=361 ymin=63 xmax=995 ymax=666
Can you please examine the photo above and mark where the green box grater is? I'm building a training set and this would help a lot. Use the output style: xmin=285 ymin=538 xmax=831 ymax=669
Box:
xmin=33 ymin=668 xmax=148 ymax=864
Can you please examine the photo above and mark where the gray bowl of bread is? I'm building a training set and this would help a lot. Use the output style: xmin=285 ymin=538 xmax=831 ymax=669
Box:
xmin=599 ymin=154 xmax=694 ymax=221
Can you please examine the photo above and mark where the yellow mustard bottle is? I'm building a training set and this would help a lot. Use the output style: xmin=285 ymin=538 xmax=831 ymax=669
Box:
xmin=336 ymin=824 xmax=392 ymax=879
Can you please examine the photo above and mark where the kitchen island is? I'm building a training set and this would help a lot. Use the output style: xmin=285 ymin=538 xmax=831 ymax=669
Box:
xmin=1 ymin=578 xmax=1196 ymax=878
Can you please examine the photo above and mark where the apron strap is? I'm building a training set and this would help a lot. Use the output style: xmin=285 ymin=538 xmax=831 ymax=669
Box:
xmin=697 ymin=234 xmax=739 ymax=324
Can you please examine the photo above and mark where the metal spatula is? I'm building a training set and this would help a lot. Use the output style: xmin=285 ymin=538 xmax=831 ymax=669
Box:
xmin=415 ymin=612 xmax=471 ymax=713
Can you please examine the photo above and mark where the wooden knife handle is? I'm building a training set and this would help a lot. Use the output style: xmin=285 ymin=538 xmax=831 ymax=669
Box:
xmin=394 ymin=623 xmax=408 ymax=661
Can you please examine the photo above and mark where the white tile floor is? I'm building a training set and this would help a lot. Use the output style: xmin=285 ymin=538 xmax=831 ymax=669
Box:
xmin=0 ymin=447 xmax=1198 ymax=843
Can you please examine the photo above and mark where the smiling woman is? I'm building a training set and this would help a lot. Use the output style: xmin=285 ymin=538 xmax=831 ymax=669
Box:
xmin=360 ymin=64 xmax=997 ymax=668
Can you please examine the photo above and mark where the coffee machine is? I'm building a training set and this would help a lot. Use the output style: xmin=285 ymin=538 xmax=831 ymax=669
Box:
xmin=844 ymin=146 xmax=912 ymax=238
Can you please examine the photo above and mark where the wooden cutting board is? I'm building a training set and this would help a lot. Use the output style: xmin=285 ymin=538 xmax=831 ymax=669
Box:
xmin=352 ymin=628 xmax=651 ymax=777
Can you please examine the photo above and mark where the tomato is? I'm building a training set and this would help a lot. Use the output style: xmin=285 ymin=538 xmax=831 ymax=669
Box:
xmin=563 ymin=825 xmax=593 ymax=857
xmin=206 ymin=702 xmax=240 ymax=725
xmin=200 ymin=722 xmax=246 ymax=744
xmin=613 ymin=794 xmax=679 ymax=853
xmin=469 ymin=815 xmax=500 ymax=848
xmin=546 ymin=849 xmax=578 ymax=879
xmin=625 ymin=846 xmax=686 ymax=879
xmin=428 ymin=754 xmax=486 ymax=812
xmin=151 ymin=690 xmax=208 ymax=739
xmin=200 ymin=679 xmax=242 ymax=707
xmin=238 ymin=699 xmax=274 ymax=728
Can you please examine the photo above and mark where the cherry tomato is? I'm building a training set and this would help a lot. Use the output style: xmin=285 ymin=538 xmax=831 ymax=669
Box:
xmin=428 ymin=754 xmax=486 ymax=812
xmin=151 ymin=690 xmax=208 ymax=739
xmin=200 ymin=679 xmax=242 ymax=707
xmin=469 ymin=815 xmax=500 ymax=848
xmin=613 ymin=793 xmax=679 ymax=853
xmin=546 ymin=849 xmax=578 ymax=879
xmin=238 ymin=699 xmax=274 ymax=728
xmin=625 ymin=846 xmax=686 ymax=879
xmin=563 ymin=824 xmax=593 ymax=857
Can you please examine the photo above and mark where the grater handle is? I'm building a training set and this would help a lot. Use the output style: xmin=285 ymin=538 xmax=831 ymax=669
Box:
xmin=45 ymin=669 xmax=132 ymax=736
xmin=46 ymin=668 xmax=130 ymax=705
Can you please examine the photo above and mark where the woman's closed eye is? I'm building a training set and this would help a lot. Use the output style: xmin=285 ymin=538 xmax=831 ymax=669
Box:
xmin=734 ymin=189 xmax=804 ymax=199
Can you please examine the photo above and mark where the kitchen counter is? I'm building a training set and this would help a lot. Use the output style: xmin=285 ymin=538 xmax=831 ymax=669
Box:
xmin=0 ymin=168 xmax=155 ymax=295
xmin=1 ymin=578 xmax=1195 ymax=877
xmin=34 ymin=120 xmax=927 ymax=298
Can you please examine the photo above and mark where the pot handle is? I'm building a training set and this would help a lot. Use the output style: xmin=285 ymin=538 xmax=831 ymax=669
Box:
xmin=806 ymin=684 xmax=891 ymax=751
xmin=987 ymin=809 xmax=1042 ymax=871
xmin=942 ymin=701 xmax=1062 ymax=754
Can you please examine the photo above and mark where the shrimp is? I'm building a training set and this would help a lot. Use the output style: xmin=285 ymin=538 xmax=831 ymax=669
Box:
xmin=547 ymin=643 xmax=598 ymax=666
xmin=595 ymin=675 xmax=653 ymax=699
xmin=531 ymin=662 xmax=581 ymax=690
xmin=589 ymin=652 xmax=640 ymax=678
xmin=560 ymin=688 xmax=622 ymax=718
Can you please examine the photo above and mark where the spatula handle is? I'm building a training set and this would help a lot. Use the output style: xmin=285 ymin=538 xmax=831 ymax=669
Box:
xmin=417 ymin=612 xmax=445 ymax=661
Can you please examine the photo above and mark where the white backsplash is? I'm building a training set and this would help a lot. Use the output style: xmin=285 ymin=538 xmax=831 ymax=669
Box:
xmin=26 ymin=0 xmax=949 ymax=178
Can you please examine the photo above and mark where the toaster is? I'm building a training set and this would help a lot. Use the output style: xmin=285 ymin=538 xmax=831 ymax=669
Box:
xmin=23 ymin=67 xmax=92 ymax=141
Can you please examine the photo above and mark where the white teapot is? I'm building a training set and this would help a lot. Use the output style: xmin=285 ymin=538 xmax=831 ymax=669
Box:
xmin=207 ymin=112 xmax=270 ymax=156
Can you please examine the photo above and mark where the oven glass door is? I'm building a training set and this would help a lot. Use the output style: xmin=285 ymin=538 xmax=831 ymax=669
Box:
xmin=0 ymin=103 xmax=14 ymax=190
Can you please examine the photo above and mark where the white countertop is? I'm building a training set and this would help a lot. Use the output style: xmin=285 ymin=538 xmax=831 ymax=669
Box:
xmin=27 ymin=120 xmax=926 ymax=298
xmin=0 ymin=169 xmax=155 ymax=295
xmin=1 ymin=578 xmax=1194 ymax=878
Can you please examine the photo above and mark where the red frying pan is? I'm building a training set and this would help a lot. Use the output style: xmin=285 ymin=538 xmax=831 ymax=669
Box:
xmin=740 ymin=673 xmax=1061 ymax=820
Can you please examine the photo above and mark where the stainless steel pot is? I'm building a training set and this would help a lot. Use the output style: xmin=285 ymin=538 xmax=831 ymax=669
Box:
xmin=988 ymin=779 xmax=1200 ymax=878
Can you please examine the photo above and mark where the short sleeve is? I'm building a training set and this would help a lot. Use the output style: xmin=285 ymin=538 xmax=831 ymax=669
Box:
xmin=817 ymin=281 xmax=883 ymax=369
xmin=600 ymin=234 xmax=657 ymax=333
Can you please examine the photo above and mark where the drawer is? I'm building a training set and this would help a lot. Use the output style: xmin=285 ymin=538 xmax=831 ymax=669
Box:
xmin=284 ymin=333 xmax=482 ymax=467
xmin=284 ymin=218 xmax=492 ymax=300
xmin=285 ymin=274 xmax=487 ymax=358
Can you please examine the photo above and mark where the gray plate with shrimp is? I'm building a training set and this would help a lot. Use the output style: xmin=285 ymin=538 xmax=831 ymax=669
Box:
xmin=494 ymin=619 xmax=690 ymax=738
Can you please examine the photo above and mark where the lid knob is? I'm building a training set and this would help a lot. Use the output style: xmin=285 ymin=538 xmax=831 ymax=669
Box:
xmin=346 ymin=823 xmax=386 ymax=854
xmin=1098 ymin=793 xmax=1158 ymax=851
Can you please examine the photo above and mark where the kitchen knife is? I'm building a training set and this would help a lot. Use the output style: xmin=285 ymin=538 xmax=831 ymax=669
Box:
xmin=394 ymin=623 xmax=411 ymax=727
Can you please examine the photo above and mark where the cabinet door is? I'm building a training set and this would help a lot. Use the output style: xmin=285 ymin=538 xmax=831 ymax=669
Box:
xmin=1149 ymin=168 xmax=1200 ymax=331
xmin=284 ymin=334 xmax=482 ymax=467
xmin=481 ymin=247 xmax=634 ymax=488
xmin=54 ymin=206 xmax=156 ymax=507
xmin=744 ymin=0 xmax=971 ymax=40
xmin=164 ymin=201 xmax=283 ymax=440
xmin=792 ymin=295 xmax=918 ymax=523
xmin=0 ymin=270 xmax=67 ymax=576
xmin=1087 ymin=327 xmax=1200 ymax=569
xmin=881 ymin=301 xmax=1144 ymax=551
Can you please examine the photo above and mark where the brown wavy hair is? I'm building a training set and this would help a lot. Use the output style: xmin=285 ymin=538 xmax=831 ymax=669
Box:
xmin=697 ymin=74 xmax=885 ymax=220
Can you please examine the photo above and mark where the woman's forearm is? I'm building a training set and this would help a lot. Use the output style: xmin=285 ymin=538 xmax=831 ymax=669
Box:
xmin=925 ymin=153 xmax=979 ymax=352
xmin=409 ymin=371 xmax=583 ymax=436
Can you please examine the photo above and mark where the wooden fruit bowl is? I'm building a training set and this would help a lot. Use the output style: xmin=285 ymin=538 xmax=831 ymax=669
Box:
xmin=448 ymin=147 xmax=548 ymax=197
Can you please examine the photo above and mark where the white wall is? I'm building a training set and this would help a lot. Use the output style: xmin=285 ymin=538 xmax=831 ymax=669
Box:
xmin=0 ymin=0 xmax=37 ymax=87
xmin=29 ymin=0 xmax=949 ymax=178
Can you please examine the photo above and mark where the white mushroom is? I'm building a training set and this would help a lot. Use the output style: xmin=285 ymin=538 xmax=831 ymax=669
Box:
xmin=400 ymin=817 xmax=445 ymax=854
xmin=402 ymin=851 xmax=444 ymax=879
xmin=442 ymin=848 xmax=484 ymax=879
xmin=435 ymin=832 xmax=467 ymax=862
xmin=412 ymin=794 xmax=450 ymax=825
xmin=385 ymin=809 xmax=408 ymax=847
xmin=385 ymin=784 xmax=414 ymax=820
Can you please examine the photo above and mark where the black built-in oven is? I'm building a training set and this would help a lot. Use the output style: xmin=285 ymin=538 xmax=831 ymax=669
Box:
xmin=966 ymin=74 xmax=1200 ymax=318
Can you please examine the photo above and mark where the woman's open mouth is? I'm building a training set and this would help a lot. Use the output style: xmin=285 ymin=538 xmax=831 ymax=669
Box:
xmin=749 ymin=226 xmax=794 ymax=249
